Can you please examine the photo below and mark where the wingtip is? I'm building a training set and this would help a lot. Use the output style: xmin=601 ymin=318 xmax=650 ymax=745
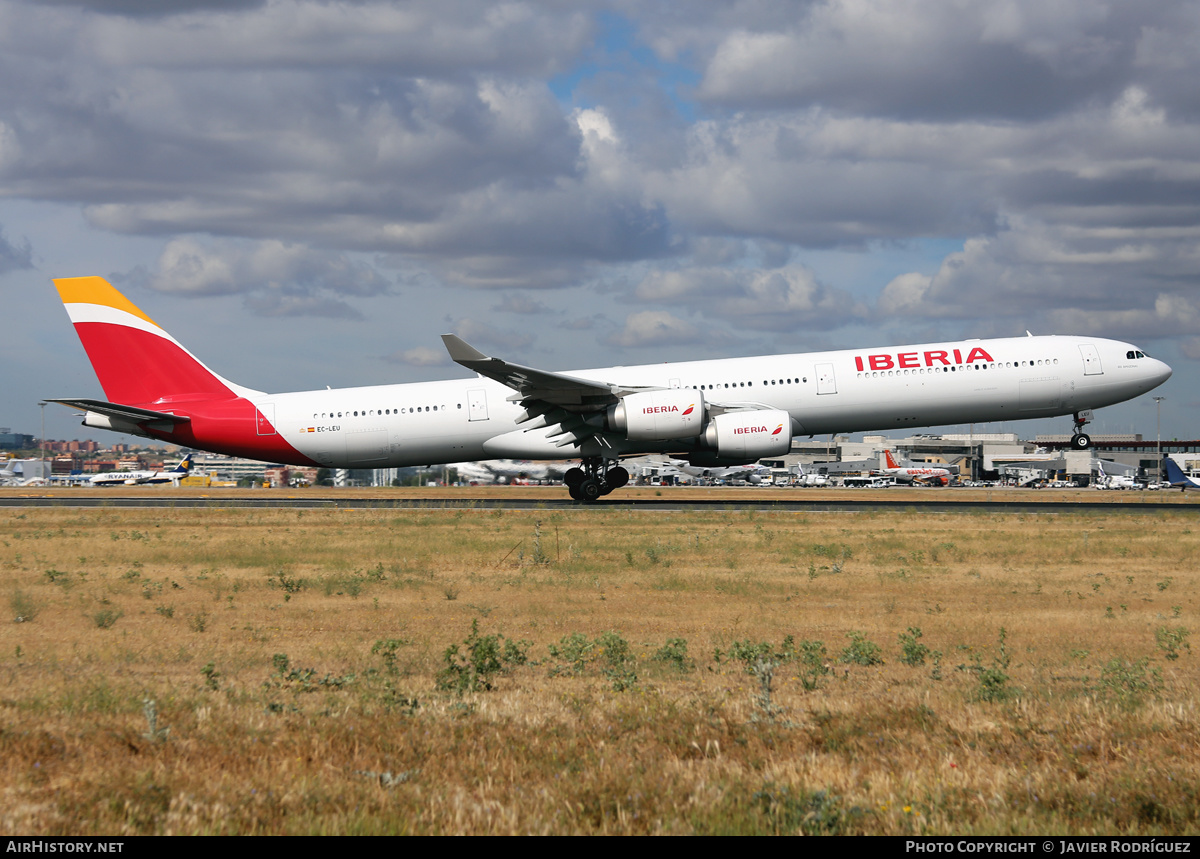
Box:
xmin=441 ymin=334 xmax=490 ymax=364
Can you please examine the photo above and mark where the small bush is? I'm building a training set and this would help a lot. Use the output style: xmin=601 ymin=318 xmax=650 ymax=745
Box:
xmin=898 ymin=627 xmax=929 ymax=667
xmin=1156 ymin=626 xmax=1190 ymax=661
xmin=92 ymin=608 xmax=122 ymax=629
xmin=11 ymin=589 xmax=37 ymax=623
xmin=597 ymin=631 xmax=637 ymax=691
xmin=437 ymin=619 xmax=529 ymax=695
xmin=201 ymin=662 xmax=220 ymax=691
xmin=841 ymin=631 xmax=883 ymax=666
xmin=964 ymin=628 xmax=1013 ymax=702
xmin=753 ymin=784 xmax=862 ymax=835
xmin=1097 ymin=657 xmax=1162 ymax=707
xmin=546 ymin=631 xmax=637 ymax=690
xmin=651 ymin=638 xmax=694 ymax=673
xmin=547 ymin=632 xmax=594 ymax=676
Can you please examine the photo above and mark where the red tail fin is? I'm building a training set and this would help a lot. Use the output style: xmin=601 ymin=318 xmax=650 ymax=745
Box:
xmin=54 ymin=277 xmax=254 ymax=406
xmin=884 ymin=449 xmax=901 ymax=470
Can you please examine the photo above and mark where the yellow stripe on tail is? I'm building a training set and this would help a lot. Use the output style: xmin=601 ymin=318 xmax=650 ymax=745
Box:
xmin=54 ymin=276 xmax=160 ymax=328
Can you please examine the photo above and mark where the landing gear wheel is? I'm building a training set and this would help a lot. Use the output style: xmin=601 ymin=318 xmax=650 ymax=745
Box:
xmin=568 ymin=483 xmax=585 ymax=501
xmin=605 ymin=466 xmax=629 ymax=490
xmin=578 ymin=478 xmax=602 ymax=502
xmin=1072 ymin=433 xmax=1092 ymax=450
xmin=564 ymin=467 xmax=585 ymax=489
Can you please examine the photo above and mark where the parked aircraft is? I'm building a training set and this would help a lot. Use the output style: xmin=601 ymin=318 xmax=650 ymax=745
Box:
xmin=0 ymin=460 xmax=49 ymax=487
xmin=89 ymin=453 xmax=194 ymax=486
xmin=627 ymin=455 xmax=770 ymax=485
xmin=1162 ymin=457 xmax=1200 ymax=491
xmin=879 ymin=449 xmax=954 ymax=486
xmin=451 ymin=459 xmax=564 ymax=485
xmin=50 ymin=276 xmax=1172 ymax=501
xmin=1095 ymin=460 xmax=1137 ymax=490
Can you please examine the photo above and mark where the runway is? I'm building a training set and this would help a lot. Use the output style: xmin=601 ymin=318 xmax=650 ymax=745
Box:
xmin=2 ymin=487 xmax=1198 ymax=514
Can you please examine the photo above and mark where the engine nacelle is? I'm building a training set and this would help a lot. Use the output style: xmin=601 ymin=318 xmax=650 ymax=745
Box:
xmin=702 ymin=410 xmax=792 ymax=459
xmin=608 ymin=389 xmax=705 ymax=441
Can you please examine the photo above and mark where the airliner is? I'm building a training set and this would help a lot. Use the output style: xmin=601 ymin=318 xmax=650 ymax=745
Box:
xmin=49 ymin=276 xmax=1172 ymax=501
xmin=89 ymin=453 xmax=194 ymax=486
xmin=1094 ymin=460 xmax=1136 ymax=490
xmin=879 ymin=449 xmax=954 ymax=486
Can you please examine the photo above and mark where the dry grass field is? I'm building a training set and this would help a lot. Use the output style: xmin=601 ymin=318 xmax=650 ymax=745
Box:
xmin=1 ymin=496 xmax=1197 ymax=834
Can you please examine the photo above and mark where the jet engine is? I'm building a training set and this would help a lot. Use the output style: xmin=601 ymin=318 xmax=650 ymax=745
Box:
xmin=701 ymin=410 xmax=792 ymax=459
xmin=608 ymin=389 xmax=706 ymax=440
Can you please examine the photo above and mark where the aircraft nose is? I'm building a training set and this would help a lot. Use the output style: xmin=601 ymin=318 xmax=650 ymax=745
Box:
xmin=1152 ymin=358 xmax=1173 ymax=386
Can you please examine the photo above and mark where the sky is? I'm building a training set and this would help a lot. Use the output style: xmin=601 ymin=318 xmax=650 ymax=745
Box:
xmin=1 ymin=0 xmax=1197 ymax=443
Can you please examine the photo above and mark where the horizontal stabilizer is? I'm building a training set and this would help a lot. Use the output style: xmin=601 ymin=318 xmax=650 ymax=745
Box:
xmin=48 ymin=398 xmax=192 ymax=426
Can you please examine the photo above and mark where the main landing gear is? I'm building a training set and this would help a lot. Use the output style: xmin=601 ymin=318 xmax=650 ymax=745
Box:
xmin=564 ymin=456 xmax=629 ymax=502
xmin=1070 ymin=410 xmax=1094 ymax=450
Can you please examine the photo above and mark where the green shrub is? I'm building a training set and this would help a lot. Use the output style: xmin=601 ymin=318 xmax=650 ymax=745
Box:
xmin=1156 ymin=626 xmax=1190 ymax=661
xmin=898 ymin=627 xmax=929 ymax=666
xmin=437 ymin=619 xmax=529 ymax=695
xmin=841 ymin=631 xmax=883 ymax=666
xmin=651 ymin=638 xmax=694 ymax=673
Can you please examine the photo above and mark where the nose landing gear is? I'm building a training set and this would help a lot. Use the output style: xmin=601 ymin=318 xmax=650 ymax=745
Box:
xmin=565 ymin=457 xmax=629 ymax=502
xmin=1070 ymin=410 xmax=1094 ymax=450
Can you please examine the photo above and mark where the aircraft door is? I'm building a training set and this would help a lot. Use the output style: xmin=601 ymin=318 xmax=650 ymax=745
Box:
xmin=256 ymin=403 xmax=276 ymax=435
xmin=815 ymin=363 xmax=837 ymax=395
xmin=1079 ymin=344 xmax=1104 ymax=375
xmin=467 ymin=388 xmax=488 ymax=421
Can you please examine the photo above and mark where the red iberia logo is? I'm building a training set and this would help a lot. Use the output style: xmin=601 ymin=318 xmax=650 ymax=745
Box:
xmin=854 ymin=346 xmax=995 ymax=371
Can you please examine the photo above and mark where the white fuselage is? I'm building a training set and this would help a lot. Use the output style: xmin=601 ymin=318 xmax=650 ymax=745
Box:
xmin=252 ymin=334 xmax=1170 ymax=468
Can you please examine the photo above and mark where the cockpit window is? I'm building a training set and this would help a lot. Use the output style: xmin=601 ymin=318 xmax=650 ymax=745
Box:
xmin=1127 ymin=350 xmax=1148 ymax=360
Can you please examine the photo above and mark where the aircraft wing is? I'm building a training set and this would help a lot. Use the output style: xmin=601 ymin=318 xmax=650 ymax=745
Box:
xmin=441 ymin=335 xmax=780 ymax=451
xmin=442 ymin=335 xmax=670 ymax=450
xmin=441 ymin=335 xmax=652 ymax=409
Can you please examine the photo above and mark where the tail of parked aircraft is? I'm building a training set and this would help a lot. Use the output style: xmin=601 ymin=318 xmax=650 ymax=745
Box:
xmin=1162 ymin=457 xmax=1199 ymax=490
xmin=883 ymin=449 xmax=901 ymax=470
xmin=53 ymin=276 xmax=258 ymax=406
xmin=170 ymin=453 xmax=195 ymax=475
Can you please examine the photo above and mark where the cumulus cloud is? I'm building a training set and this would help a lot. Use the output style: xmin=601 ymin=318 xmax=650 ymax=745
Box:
xmin=383 ymin=346 xmax=449 ymax=367
xmin=693 ymin=1 xmax=1179 ymax=120
xmin=877 ymin=214 xmax=1200 ymax=340
xmin=605 ymin=310 xmax=709 ymax=348
xmin=2 ymin=0 xmax=1200 ymax=372
xmin=447 ymin=317 xmax=534 ymax=352
xmin=128 ymin=237 xmax=391 ymax=318
xmin=635 ymin=264 xmax=866 ymax=331
xmin=491 ymin=293 xmax=550 ymax=314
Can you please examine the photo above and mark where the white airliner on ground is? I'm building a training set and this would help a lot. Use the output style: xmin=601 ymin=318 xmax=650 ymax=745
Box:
xmin=879 ymin=449 xmax=954 ymax=486
xmin=625 ymin=456 xmax=771 ymax=485
xmin=50 ymin=276 xmax=1172 ymax=501
xmin=450 ymin=459 xmax=564 ymax=485
xmin=1095 ymin=460 xmax=1137 ymax=490
xmin=89 ymin=453 xmax=194 ymax=486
